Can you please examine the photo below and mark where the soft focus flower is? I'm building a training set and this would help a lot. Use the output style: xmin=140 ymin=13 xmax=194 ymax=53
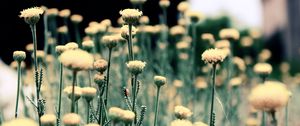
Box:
xmin=170 ymin=25 xmax=186 ymax=36
xmin=19 ymin=7 xmax=44 ymax=25
xmin=71 ymin=14 xmax=83 ymax=23
xmin=159 ymin=0 xmax=170 ymax=8
xmin=233 ymin=57 xmax=246 ymax=71
xmin=193 ymin=121 xmax=208 ymax=126
xmin=177 ymin=1 xmax=189 ymax=12
xmin=241 ymin=36 xmax=253 ymax=47
xmin=185 ymin=10 xmax=204 ymax=22
xmin=82 ymin=40 xmax=94 ymax=51
xmin=249 ymin=81 xmax=290 ymax=111
xmin=63 ymin=113 xmax=81 ymax=126
xmin=117 ymin=17 xmax=125 ymax=26
xmin=249 ymin=28 xmax=262 ymax=39
xmin=258 ymin=49 xmax=272 ymax=62
xmin=121 ymin=25 xmax=138 ymax=39
xmin=120 ymin=110 xmax=135 ymax=124
xmin=176 ymin=41 xmax=190 ymax=50
xmin=170 ymin=119 xmax=193 ymax=126
xmin=57 ymin=25 xmax=68 ymax=34
xmin=13 ymin=51 xmax=26 ymax=62
xmin=81 ymin=87 xmax=97 ymax=101
xmin=126 ymin=60 xmax=146 ymax=75
xmin=173 ymin=79 xmax=183 ymax=88
xmin=10 ymin=61 xmax=26 ymax=70
xmin=154 ymin=75 xmax=167 ymax=87
xmin=26 ymin=43 xmax=34 ymax=52
xmin=174 ymin=105 xmax=192 ymax=119
xmin=56 ymin=45 xmax=67 ymax=55
xmin=101 ymin=19 xmax=112 ymax=27
xmin=59 ymin=49 xmax=94 ymax=71
xmin=214 ymin=40 xmax=230 ymax=49
xmin=94 ymin=73 xmax=105 ymax=86
xmin=178 ymin=53 xmax=189 ymax=60
xmin=84 ymin=123 xmax=100 ymax=126
xmin=253 ymin=63 xmax=272 ymax=76
xmin=245 ymin=117 xmax=260 ymax=126
xmin=108 ymin=107 xmax=124 ymax=122
xmin=280 ymin=62 xmax=290 ymax=73
xmin=201 ymin=48 xmax=227 ymax=64
xmin=102 ymin=34 xmax=122 ymax=49
xmin=219 ymin=28 xmax=240 ymax=40
xmin=40 ymin=114 xmax=56 ymax=126
xmin=194 ymin=77 xmax=208 ymax=89
xmin=229 ymin=77 xmax=242 ymax=87
xmin=85 ymin=26 xmax=98 ymax=36
xmin=2 ymin=118 xmax=38 ymax=126
xmin=201 ymin=33 xmax=215 ymax=43
xmin=139 ymin=16 xmax=149 ymax=25
xmin=119 ymin=9 xmax=143 ymax=24
xmin=59 ymin=9 xmax=71 ymax=18
xmin=63 ymin=86 xmax=82 ymax=101
xmin=46 ymin=8 xmax=58 ymax=17
xmin=65 ymin=42 xmax=79 ymax=50
xmin=94 ymin=59 xmax=108 ymax=73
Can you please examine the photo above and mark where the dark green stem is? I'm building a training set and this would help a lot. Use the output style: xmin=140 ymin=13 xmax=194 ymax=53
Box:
xmin=132 ymin=74 xmax=138 ymax=124
xmin=128 ymin=24 xmax=134 ymax=61
xmin=261 ymin=112 xmax=266 ymax=126
xmin=153 ymin=86 xmax=161 ymax=126
xmin=57 ymin=63 xmax=63 ymax=126
xmin=209 ymin=64 xmax=217 ymax=126
xmin=87 ymin=101 xmax=90 ymax=124
xmin=285 ymin=102 xmax=288 ymax=126
xmin=270 ymin=110 xmax=277 ymax=126
xmin=71 ymin=71 xmax=77 ymax=113
xmin=104 ymin=48 xmax=112 ymax=108
xmin=15 ymin=62 xmax=21 ymax=118
xmin=74 ymin=24 xmax=81 ymax=47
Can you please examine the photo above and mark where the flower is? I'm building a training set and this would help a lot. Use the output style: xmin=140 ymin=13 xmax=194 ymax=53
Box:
xmin=85 ymin=26 xmax=98 ymax=36
xmin=108 ymin=107 xmax=124 ymax=122
xmin=201 ymin=48 xmax=227 ymax=64
xmin=233 ymin=57 xmax=246 ymax=71
xmin=63 ymin=113 xmax=81 ymax=126
xmin=193 ymin=121 xmax=208 ymax=126
xmin=71 ymin=14 xmax=83 ymax=23
xmin=154 ymin=75 xmax=167 ymax=87
xmin=219 ymin=28 xmax=240 ymax=40
xmin=26 ymin=43 xmax=34 ymax=52
xmin=94 ymin=73 xmax=105 ymax=86
xmin=159 ymin=0 xmax=170 ymax=8
xmin=170 ymin=119 xmax=192 ymax=126
xmin=177 ymin=1 xmax=189 ymax=12
xmin=120 ymin=110 xmax=135 ymax=124
xmin=170 ymin=25 xmax=186 ymax=36
xmin=63 ymin=86 xmax=82 ymax=101
xmin=246 ymin=118 xmax=260 ymax=126
xmin=13 ymin=51 xmax=26 ymax=62
xmin=55 ymin=45 xmax=67 ymax=55
xmin=101 ymin=19 xmax=112 ymax=27
xmin=84 ymin=124 xmax=100 ymax=126
xmin=241 ymin=36 xmax=253 ymax=47
xmin=94 ymin=59 xmax=108 ymax=73
xmin=126 ymin=60 xmax=146 ymax=75
xmin=65 ymin=42 xmax=79 ymax=50
xmin=19 ymin=7 xmax=44 ymax=25
xmin=57 ymin=25 xmax=68 ymax=34
xmin=201 ymin=33 xmax=215 ymax=43
xmin=2 ymin=118 xmax=38 ymax=126
xmin=101 ymin=34 xmax=122 ymax=49
xmin=174 ymin=105 xmax=192 ymax=119
xmin=249 ymin=81 xmax=290 ymax=111
xmin=194 ymin=77 xmax=208 ymax=89
xmin=119 ymin=9 xmax=143 ymax=24
xmin=258 ymin=49 xmax=272 ymax=62
xmin=185 ymin=11 xmax=204 ymax=22
xmin=10 ymin=61 xmax=26 ymax=70
xmin=40 ymin=114 xmax=56 ymax=125
xmin=46 ymin=8 xmax=58 ymax=17
xmin=81 ymin=87 xmax=97 ymax=102
xmin=176 ymin=41 xmax=190 ymax=50
xmin=253 ymin=63 xmax=272 ymax=76
xmin=229 ymin=77 xmax=242 ymax=87
xmin=139 ymin=16 xmax=149 ymax=24
xmin=118 ymin=17 xmax=125 ymax=26
xmin=59 ymin=9 xmax=71 ymax=18
xmin=121 ymin=25 xmax=138 ymax=39
xmin=59 ymin=49 xmax=94 ymax=71
xmin=173 ymin=79 xmax=183 ymax=88
xmin=214 ymin=40 xmax=230 ymax=49
xmin=82 ymin=40 xmax=94 ymax=51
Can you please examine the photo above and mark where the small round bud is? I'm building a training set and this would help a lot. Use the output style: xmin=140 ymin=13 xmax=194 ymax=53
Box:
xmin=93 ymin=59 xmax=108 ymax=73
xmin=55 ymin=45 xmax=67 ymax=55
xmin=126 ymin=60 xmax=146 ymax=75
xmin=13 ymin=51 xmax=26 ymax=62
xmin=62 ymin=113 xmax=81 ymax=126
xmin=154 ymin=75 xmax=167 ymax=87
xmin=94 ymin=73 xmax=105 ymax=86
xmin=40 ymin=114 xmax=56 ymax=126
xmin=81 ymin=87 xmax=97 ymax=102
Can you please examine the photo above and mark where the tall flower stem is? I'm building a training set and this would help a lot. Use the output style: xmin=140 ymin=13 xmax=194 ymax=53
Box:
xmin=15 ymin=62 xmax=22 ymax=118
xmin=209 ymin=64 xmax=217 ymax=126
xmin=153 ymin=86 xmax=161 ymax=126
xmin=261 ymin=112 xmax=266 ymax=126
xmin=128 ymin=24 xmax=134 ymax=61
xmin=285 ymin=102 xmax=289 ymax=126
xmin=30 ymin=24 xmax=42 ymax=126
xmin=132 ymin=74 xmax=138 ymax=124
xmin=270 ymin=110 xmax=277 ymax=126
xmin=71 ymin=71 xmax=78 ymax=113
xmin=57 ymin=63 xmax=64 ymax=126
xmin=74 ymin=24 xmax=81 ymax=47
xmin=86 ymin=101 xmax=91 ymax=124
xmin=104 ymin=48 xmax=112 ymax=108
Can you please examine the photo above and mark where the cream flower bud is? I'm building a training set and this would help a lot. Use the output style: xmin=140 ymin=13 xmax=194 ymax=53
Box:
xmin=219 ymin=28 xmax=240 ymax=40
xmin=229 ymin=77 xmax=242 ymax=87
xmin=59 ymin=9 xmax=71 ymax=18
xmin=94 ymin=73 xmax=105 ymax=86
xmin=253 ymin=63 xmax=272 ymax=76
xmin=121 ymin=25 xmax=138 ymax=39
xmin=201 ymin=48 xmax=227 ymax=64
xmin=246 ymin=118 xmax=260 ymax=126
xmin=176 ymin=41 xmax=190 ymax=50
xmin=59 ymin=49 xmax=94 ymax=71
xmin=40 ymin=114 xmax=56 ymax=126
xmin=94 ymin=59 xmax=108 ymax=73
xmin=13 ymin=51 xmax=26 ymax=62
xmin=119 ymin=9 xmax=143 ymax=24
xmin=241 ymin=36 xmax=253 ymax=47
xmin=258 ymin=49 xmax=271 ymax=62
xmin=194 ymin=77 xmax=208 ymax=89
xmin=139 ymin=16 xmax=149 ymax=25
xmin=65 ymin=42 xmax=79 ymax=50
xmin=120 ymin=110 xmax=135 ymax=124
xmin=55 ymin=45 xmax=67 ymax=55
xmin=126 ymin=60 xmax=146 ymax=75
xmin=26 ymin=43 xmax=34 ymax=52
xmin=201 ymin=33 xmax=215 ymax=44
xmin=57 ymin=25 xmax=68 ymax=34
xmin=215 ymin=40 xmax=230 ymax=49
xmin=108 ymin=107 xmax=124 ymax=122
xmin=63 ymin=86 xmax=82 ymax=101
xmin=185 ymin=11 xmax=204 ymax=23
xmin=19 ymin=7 xmax=44 ymax=25
xmin=34 ymin=50 xmax=45 ymax=61
xmin=71 ymin=14 xmax=83 ymax=23
xmin=82 ymin=40 xmax=94 ymax=51
xmin=101 ymin=35 xmax=121 ymax=49
xmin=170 ymin=25 xmax=186 ymax=36
xmin=63 ymin=113 xmax=81 ymax=126
xmin=177 ymin=1 xmax=189 ymax=12
xmin=46 ymin=8 xmax=58 ymax=17
xmin=81 ymin=87 xmax=97 ymax=102
xmin=154 ymin=75 xmax=167 ymax=87
xmin=85 ymin=26 xmax=98 ymax=36
xmin=159 ymin=0 xmax=170 ymax=8
xmin=100 ymin=19 xmax=112 ymax=27
xmin=170 ymin=119 xmax=193 ymax=126
xmin=174 ymin=105 xmax=193 ymax=119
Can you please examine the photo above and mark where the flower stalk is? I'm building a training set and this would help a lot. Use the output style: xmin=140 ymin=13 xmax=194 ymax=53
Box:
xmin=14 ymin=62 xmax=21 ymax=118
xmin=71 ymin=71 xmax=78 ymax=113
xmin=209 ymin=64 xmax=217 ymax=126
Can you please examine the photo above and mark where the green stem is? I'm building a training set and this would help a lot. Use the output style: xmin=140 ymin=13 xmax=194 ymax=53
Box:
xmin=153 ymin=86 xmax=161 ymax=126
xmin=209 ymin=64 xmax=217 ymax=126
xmin=15 ymin=62 xmax=21 ymax=118
xmin=57 ymin=63 xmax=63 ymax=126
xmin=285 ymin=102 xmax=288 ymax=126
xmin=104 ymin=48 xmax=112 ymax=108
xmin=270 ymin=111 xmax=277 ymax=126
xmin=88 ymin=70 xmax=92 ymax=87
xmin=261 ymin=112 xmax=266 ymax=126
xmin=128 ymin=24 xmax=134 ymax=61
xmin=71 ymin=71 xmax=77 ymax=113
xmin=132 ymin=74 xmax=138 ymax=124
xmin=87 ymin=101 xmax=90 ymax=124
xmin=74 ymin=24 xmax=81 ymax=47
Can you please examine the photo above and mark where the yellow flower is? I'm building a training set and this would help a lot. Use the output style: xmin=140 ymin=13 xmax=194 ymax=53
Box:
xmin=59 ymin=49 xmax=94 ymax=71
xmin=19 ymin=7 xmax=44 ymax=25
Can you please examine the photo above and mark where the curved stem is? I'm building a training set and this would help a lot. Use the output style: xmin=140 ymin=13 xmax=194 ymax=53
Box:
xmin=71 ymin=71 xmax=77 ymax=113
xmin=128 ymin=24 xmax=134 ymax=61
xmin=57 ymin=63 xmax=63 ymax=126
xmin=15 ymin=62 xmax=21 ymax=118
xmin=209 ymin=64 xmax=217 ymax=126
xmin=104 ymin=48 xmax=112 ymax=108
xmin=153 ymin=86 xmax=161 ymax=126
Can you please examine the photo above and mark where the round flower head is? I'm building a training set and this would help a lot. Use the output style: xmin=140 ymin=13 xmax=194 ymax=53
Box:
xmin=139 ymin=16 xmax=149 ymax=25
xmin=176 ymin=41 xmax=190 ymax=50
xmin=57 ymin=25 xmax=68 ymax=34
xmin=63 ymin=86 xmax=82 ymax=101
xmin=46 ymin=8 xmax=58 ymax=17
xmin=249 ymin=81 xmax=290 ymax=112
xmin=170 ymin=25 xmax=186 ymax=36
xmin=101 ymin=19 xmax=112 ymax=27
xmin=40 ymin=114 xmax=56 ymax=126
xmin=2 ymin=118 xmax=38 ymax=126
xmin=229 ymin=77 xmax=242 ymax=87
xmin=119 ymin=9 xmax=143 ymax=24
xmin=59 ymin=9 xmax=71 ymax=18
xmin=154 ymin=75 xmax=167 ymax=87
xmin=250 ymin=28 xmax=262 ymax=39
xmin=177 ymin=1 xmax=189 ymax=12
xmin=233 ymin=57 xmax=246 ymax=71
xmin=85 ymin=26 xmax=98 ymax=36
xmin=201 ymin=33 xmax=215 ymax=44
xmin=121 ymin=25 xmax=138 ymax=39
xmin=84 ymin=123 xmax=100 ymax=126
xmin=13 ymin=51 xmax=26 ymax=62
xmin=94 ymin=73 xmax=105 ymax=86
xmin=174 ymin=105 xmax=193 ymax=119
xmin=170 ymin=119 xmax=192 ymax=126
xmin=258 ymin=49 xmax=272 ymax=62
xmin=201 ymin=48 xmax=227 ymax=65
xmin=59 ymin=49 xmax=94 ymax=71
xmin=82 ymin=40 xmax=94 ymax=51
xmin=159 ymin=0 xmax=170 ymax=8
xmin=126 ymin=60 xmax=146 ymax=75
xmin=120 ymin=110 xmax=135 ymax=124
xmin=65 ymin=42 xmax=79 ymax=50
xmin=19 ymin=7 xmax=44 ymax=25
xmin=246 ymin=118 xmax=260 ymax=126
xmin=63 ymin=113 xmax=81 ymax=126
xmin=185 ymin=10 xmax=204 ymax=23
xmin=81 ymin=87 xmax=97 ymax=102
xmin=253 ymin=63 xmax=272 ymax=76
xmin=71 ymin=14 xmax=83 ymax=23
xmin=55 ymin=45 xmax=67 ymax=55
xmin=219 ymin=28 xmax=240 ymax=40
xmin=193 ymin=121 xmax=208 ymax=126
xmin=173 ymin=79 xmax=183 ymax=88
xmin=215 ymin=40 xmax=230 ymax=49
xmin=26 ymin=43 xmax=34 ymax=52
xmin=194 ymin=77 xmax=208 ymax=89
xmin=94 ymin=59 xmax=108 ymax=73
xmin=241 ymin=36 xmax=253 ymax=47
xmin=108 ymin=107 xmax=124 ymax=122
xmin=101 ymin=34 xmax=121 ymax=49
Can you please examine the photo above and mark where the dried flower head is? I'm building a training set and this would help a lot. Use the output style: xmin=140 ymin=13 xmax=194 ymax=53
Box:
xmin=82 ymin=40 xmax=94 ymax=51
xmin=55 ymin=45 xmax=67 ymax=55
xmin=59 ymin=9 xmax=71 ymax=18
xmin=71 ymin=14 xmax=83 ymax=23
xmin=201 ymin=48 xmax=227 ymax=65
xmin=63 ymin=113 xmax=81 ymax=126
xmin=19 ymin=7 xmax=44 ymax=25
xmin=177 ymin=1 xmax=189 ymax=12
xmin=174 ymin=105 xmax=192 ymax=119
xmin=26 ymin=43 xmax=34 ymax=52
xmin=94 ymin=73 xmax=105 ymax=86
xmin=59 ymin=49 xmax=94 ymax=71
xmin=241 ymin=36 xmax=253 ymax=47
xmin=126 ymin=60 xmax=146 ymax=75
xmin=170 ymin=25 xmax=186 ymax=36
xmin=121 ymin=25 xmax=138 ymax=39
xmin=253 ymin=63 xmax=272 ymax=76
xmin=193 ymin=121 xmax=208 ymax=126
xmin=65 ymin=42 xmax=79 ymax=50
xmin=63 ymin=86 xmax=82 ymax=101
xmin=154 ymin=75 xmax=167 ymax=87
xmin=219 ymin=28 xmax=240 ymax=40
xmin=57 ymin=25 xmax=68 ymax=34
xmin=249 ymin=81 xmax=290 ymax=112
xmin=119 ymin=9 xmax=143 ymax=24
xmin=13 ymin=51 xmax=26 ymax=62
xmin=170 ymin=119 xmax=192 ymax=126
xmin=108 ymin=107 xmax=124 ymax=122
xmin=120 ymin=110 xmax=135 ymax=124
xmin=40 ymin=114 xmax=56 ymax=125
xmin=46 ymin=8 xmax=58 ymax=17
xmin=2 ymin=118 xmax=38 ymax=126
xmin=159 ymin=0 xmax=170 ymax=8
xmin=94 ymin=59 xmax=108 ymax=73
xmin=101 ymin=34 xmax=122 ymax=49
xmin=81 ymin=87 xmax=97 ymax=102
xmin=139 ymin=16 xmax=149 ymax=25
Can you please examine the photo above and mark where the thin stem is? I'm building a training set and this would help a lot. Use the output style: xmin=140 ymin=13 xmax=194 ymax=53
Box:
xmin=57 ymin=63 xmax=63 ymax=126
xmin=15 ymin=62 xmax=21 ymax=118
xmin=285 ymin=102 xmax=288 ymax=126
xmin=98 ymin=97 xmax=103 ymax=125
xmin=71 ymin=71 xmax=77 ymax=113
xmin=74 ymin=24 xmax=81 ymax=47
xmin=153 ymin=86 xmax=161 ymax=126
xmin=104 ymin=48 xmax=112 ymax=108
xmin=270 ymin=111 xmax=277 ymax=126
xmin=209 ymin=64 xmax=217 ymax=126
xmin=88 ymin=70 xmax=92 ymax=86
xmin=132 ymin=74 xmax=138 ymax=124
xmin=87 ymin=101 xmax=90 ymax=124
xmin=261 ymin=112 xmax=266 ymax=126
xmin=128 ymin=24 xmax=134 ymax=61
